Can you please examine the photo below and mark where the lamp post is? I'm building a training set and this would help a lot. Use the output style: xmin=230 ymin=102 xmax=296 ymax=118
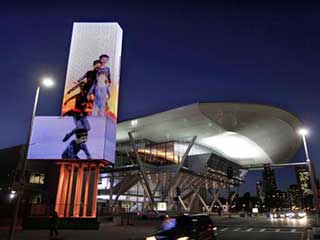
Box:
xmin=8 ymin=77 xmax=55 ymax=240
xmin=298 ymin=128 xmax=320 ymax=221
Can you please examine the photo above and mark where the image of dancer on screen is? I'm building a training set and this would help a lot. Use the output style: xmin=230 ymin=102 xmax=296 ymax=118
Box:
xmin=65 ymin=59 xmax=102 ymax=113
xmin=62 ymin=111 xmax=91 ymax=142
xmin=88 ymin=69 xmax=111 ymax=117
xmin=62 ymin=128 xmax=92 ymax=159
xmin=99 ymin=54 xmax=111 ymax=85
xmin=63 ymin=85 xmax=91 ymax=142
xmin=64 ymin=87 xmax=89 ymax=114
xmin=70 ymin=59 xmax=102 ymax=94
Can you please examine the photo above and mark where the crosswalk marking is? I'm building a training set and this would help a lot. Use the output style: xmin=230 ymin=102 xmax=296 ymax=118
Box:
xmin=217 ymin=227 xmax=302 ymax=233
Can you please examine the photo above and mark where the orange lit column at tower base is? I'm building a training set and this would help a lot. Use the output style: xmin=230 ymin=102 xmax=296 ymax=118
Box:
xmin=54 ymin=160 xmax=109 ymax=218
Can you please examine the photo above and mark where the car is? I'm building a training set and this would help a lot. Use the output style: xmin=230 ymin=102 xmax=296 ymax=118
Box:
xmin=137 ymin=210 xmax=166 ymax=220
xmin=270 ymin=211 xmax=286 ymax=219
xmin=145 ymin=214 xmax=217 ymax=240
xmin=291 ymin=211 xmax=307 ymax=219
xmin=270 ymin=210 xmax=307 ymax=220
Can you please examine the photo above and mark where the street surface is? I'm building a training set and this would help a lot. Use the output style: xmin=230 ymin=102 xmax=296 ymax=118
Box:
xmin=0 ymin=215 xmax=312 ymax=240
xmin=218 ymin=230 xmax=306 ymax=240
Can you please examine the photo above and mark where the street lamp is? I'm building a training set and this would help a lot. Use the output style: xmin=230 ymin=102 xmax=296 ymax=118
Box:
xmin=298 ymin=128 xmax=310 ymax=161
xmin=42 ymin=77 xmax=55 ymax=88
xmin=298 ymin=127 xmax=320 ymax=221
xmin=298 ymin=128 xmax=309 ymax=137
xmin=8 ymin=77 xmax=55 ymax=240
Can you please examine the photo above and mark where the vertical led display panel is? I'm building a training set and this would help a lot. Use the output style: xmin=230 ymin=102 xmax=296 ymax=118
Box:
xmin=28 ymin=23 xmax=122 ymax=163
xmin=28 ymin=116 xmax=107 ymax=160
xmin=61 ymin=22 xmax=122 ymax=120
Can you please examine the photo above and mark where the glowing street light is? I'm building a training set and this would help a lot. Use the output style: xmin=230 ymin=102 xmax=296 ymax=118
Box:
xmin=9 ymin=77 xmax=55 ymax=240
xmin=298 ymin=128 xmax=309 ymax=137
xmin=298 ymin=128 xmax=310 ymax=161
xmin=297 ymin=126 xmax=320 ymax=223
xmin=42 ymin=77 xmax=55 ymax=88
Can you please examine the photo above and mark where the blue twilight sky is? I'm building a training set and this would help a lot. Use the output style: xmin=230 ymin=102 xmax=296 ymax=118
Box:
xmin=1 ymin=0 xmax=320 ymax=195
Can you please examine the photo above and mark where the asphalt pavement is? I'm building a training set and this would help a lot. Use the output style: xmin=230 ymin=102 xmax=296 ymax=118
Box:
xmin=212 ymin=214 xmax=313 ymax=228
xmin=218 ymin=230 xmax=307 ymax=240
xmin=0 ymin=215 xmax=312 ymax=240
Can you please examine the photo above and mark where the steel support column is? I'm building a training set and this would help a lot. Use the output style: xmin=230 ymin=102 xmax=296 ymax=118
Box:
xmin=162 ymin=136 xmax=197 ymax=201
xmin=178 ymin=196 xmax=188 ymax=211
xmin=195 ymin=190 xmax=210 ymax=213
xmin=128 ymin=132 xmax=155 ymax=206
xmin=109 ymin=165 xmax=114 ymax=212
xmin=187 ymin=187 xmax=200 ymax=211
xmin=210 ymin=189 xmax=222 ymax=211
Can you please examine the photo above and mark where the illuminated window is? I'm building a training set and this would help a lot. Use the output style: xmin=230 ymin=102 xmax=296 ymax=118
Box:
xmin=29 ymin=173 xmax=45 ymax=184
xmin=30 ymin=194 xmax=42 ymax=204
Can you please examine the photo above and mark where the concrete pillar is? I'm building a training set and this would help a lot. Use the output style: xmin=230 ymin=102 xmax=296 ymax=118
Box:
xmin=55 ymin=164 xmax=65 ymax=216
xmin=65 ymin=164 xmax=74 ymax=217
xmin=59 ymin=166 xmax=70 ymax=216
xmin=83 ymin=164 xmax=91 ymax=217
xmin=91 ymin=164 xmax=100 ymax=217
xmin=73 ymin=164 xmax=84 ymax=217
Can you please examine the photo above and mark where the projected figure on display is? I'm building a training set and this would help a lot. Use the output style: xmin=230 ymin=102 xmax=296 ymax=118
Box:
xmin=64 ymin=87 xmax=89 ymax=113
xmin=99 ymin=54 xmax=111 ymax=85
xmin=62 ymin=112 xmax=91 ymax=142
xmin=62 ymin=128 xmax=92 ymax=159
xmin=63 ymin=85 xmax=91 ymax=142
xmin=88 ymin=69 xmax=110 ymax=116
xmin=65 ymin=59 xmax=103 ymax=113
xmin=70 ymin=59 xmax=102 ymax=93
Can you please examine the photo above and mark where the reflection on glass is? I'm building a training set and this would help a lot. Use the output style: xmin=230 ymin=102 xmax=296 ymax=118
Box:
xmin=137 ymin=141 xmax=183 ymax=165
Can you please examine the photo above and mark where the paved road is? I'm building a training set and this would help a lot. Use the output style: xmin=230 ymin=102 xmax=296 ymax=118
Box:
xmin=218 ymin=230 xmax=307 ymax=240
xmin=1 ymin=215 xmax=311 ymax=240
xmin=218 ymin=226 xmax=305 ymax=233
xmin=1 ymin=227 xmax=308 ymax=240
xmin=211 ymin=215 xmax=313 ymax=229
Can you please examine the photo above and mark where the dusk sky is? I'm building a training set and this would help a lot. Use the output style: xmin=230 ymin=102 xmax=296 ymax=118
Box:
xmin=2 ymin=1 xmax=320 ymax=194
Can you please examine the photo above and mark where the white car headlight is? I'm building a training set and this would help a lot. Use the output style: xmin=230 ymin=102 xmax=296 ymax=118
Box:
xmin=176 ymin=237 xmax=190 ymax=240
xmin=288 ymin=212 xmax=294 ymax=217
xmin=146 ymin=237 xmax=157 ymax=240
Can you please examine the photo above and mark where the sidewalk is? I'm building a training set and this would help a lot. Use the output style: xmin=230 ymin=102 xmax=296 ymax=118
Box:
xmin=0 ymin=221 xmax=160 ymax=240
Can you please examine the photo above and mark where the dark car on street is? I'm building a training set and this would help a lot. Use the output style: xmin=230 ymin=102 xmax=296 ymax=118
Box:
xmin=145 ymin=214 xmax=217 ymax=240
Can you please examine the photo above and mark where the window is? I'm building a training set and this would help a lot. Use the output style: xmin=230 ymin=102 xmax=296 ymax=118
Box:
xmin=29 ymin=173 xmax=45 ymax=184
xmin=30 ymin=194 xmax=42 ymax=204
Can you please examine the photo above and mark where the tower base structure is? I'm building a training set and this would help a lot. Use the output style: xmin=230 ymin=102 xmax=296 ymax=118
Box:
xmin=54 ymin=160 xmax=108 ymax=218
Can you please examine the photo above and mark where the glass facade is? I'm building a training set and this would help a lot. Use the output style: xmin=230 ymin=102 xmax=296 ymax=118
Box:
xmin=137 ymin=141 xmax=183 ymax=165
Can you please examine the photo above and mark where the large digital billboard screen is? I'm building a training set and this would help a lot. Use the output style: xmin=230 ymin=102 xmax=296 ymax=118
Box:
xmin=61 ymin=23 xmax=122 ymax=120
xmin=27 ymin=23 xmax=122 ymax=163
xmin=27 ymin=116 xmax=116 ymax=161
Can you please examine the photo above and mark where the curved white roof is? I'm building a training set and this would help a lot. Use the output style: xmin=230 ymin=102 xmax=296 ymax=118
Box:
xmin=116 ymin=103 xmax=302 ymax=167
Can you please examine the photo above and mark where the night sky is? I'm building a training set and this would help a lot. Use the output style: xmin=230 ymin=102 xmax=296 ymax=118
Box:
xmin=2 ymin=1 xmax=320 ymax=195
